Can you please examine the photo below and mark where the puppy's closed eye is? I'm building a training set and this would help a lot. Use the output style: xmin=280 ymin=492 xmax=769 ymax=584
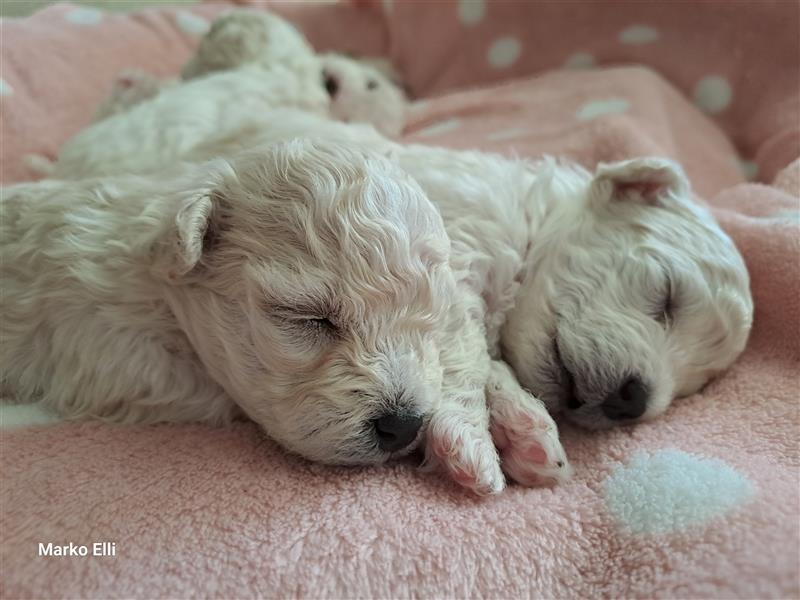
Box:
xmin=269 ymin=303 xmax=340 ymax=342
xmin=299 ymin=317 xmax=337 ymax=336
xmin=652 ymin=277 xmax=675 ymax=328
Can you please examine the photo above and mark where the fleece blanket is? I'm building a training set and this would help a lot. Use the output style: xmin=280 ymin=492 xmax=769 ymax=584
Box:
xmin=1 ymin=2 xmax=799 ymax=598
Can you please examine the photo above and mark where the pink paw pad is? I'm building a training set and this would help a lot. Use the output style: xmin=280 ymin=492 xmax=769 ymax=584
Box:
xmin=491 ymin=414 xmax=570 ymax=486
xmin=523 ymin=442 xmax=548 ymax=465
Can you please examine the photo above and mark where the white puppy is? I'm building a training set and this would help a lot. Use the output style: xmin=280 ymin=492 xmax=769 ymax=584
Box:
xmin=39 ymin=54 xmax=405 ymax=179
xmin=181 ymin=10 xmax=407 ymax=137
xmin=89 ymin=10 xmax=406 ymax=138
xmin=47 ymin=65 xmax=327 ymax=180
xmin=180 ymin=9 xmax=315 ymax=80
xmin=3 ymin=139 xmax=569 ymax=494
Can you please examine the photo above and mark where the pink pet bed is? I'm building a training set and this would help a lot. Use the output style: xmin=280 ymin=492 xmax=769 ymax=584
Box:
xmin=1 ymin=1 xmax=798 ymax=598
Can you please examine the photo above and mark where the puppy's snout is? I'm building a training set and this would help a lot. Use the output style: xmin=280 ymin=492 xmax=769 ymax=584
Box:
xmin=372 ymin=412 xmax=422 ymax=452
xmin=322 ymin=70 xmax=339 ymax=98
xmin=601 ymin=377 xmax=649 ymax=421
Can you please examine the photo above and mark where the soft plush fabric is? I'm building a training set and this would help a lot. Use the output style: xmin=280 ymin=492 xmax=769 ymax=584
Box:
xmin=1 ymin=2 xmax=799 ymax=599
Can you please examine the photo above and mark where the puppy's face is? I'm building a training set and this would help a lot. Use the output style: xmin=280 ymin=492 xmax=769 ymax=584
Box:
xmin=161 ymin=140 xmax=454 ymax=464
xmin=503 ymin=158 xmax=753 ymax=428
xmin=320 ymin=54 xmax=407 ymax=138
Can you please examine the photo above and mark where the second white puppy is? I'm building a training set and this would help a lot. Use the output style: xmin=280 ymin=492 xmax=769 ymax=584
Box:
xmin=3 ymin=138 xmax=569 ymax=495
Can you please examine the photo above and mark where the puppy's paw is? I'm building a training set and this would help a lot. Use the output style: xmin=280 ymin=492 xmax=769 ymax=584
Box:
xmin=425 ymin=413 xmax=505 ymax=496
xmin=487 ymin=362 xmax=572 ymax=487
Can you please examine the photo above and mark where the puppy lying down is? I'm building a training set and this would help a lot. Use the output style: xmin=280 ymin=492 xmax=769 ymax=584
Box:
xmin=1 ymin=116 xmax=753 ymax=494
xmin=32 ymin=10 xmax=407 ymax=180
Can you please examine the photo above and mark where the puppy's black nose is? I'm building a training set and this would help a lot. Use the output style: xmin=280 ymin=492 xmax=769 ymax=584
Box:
xmin=323 ymin=70 xmax=339 ymax=98
xmin=601 ymin=377 xmax=649 ymax=421
xmin=373 ymin=413 xmax=422 ymax=452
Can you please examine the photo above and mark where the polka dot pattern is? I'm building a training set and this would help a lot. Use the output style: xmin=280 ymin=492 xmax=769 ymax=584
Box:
xmin=65 ymin=7 xmax=103 ymax=26
xmin=694 ymin=75 xmax=733 ymax=114
xmin=458 ymin=0 xmax=486 ymax=26
xmin=604 ymin=449 xmax=755 ymax=535
xmin=619 ymin=24 xmax=659 ymax=45
xmin=487 ymin=36 xmax=521 ymax=69
xmin=0 ymin=403 xmax=62 ymax=428
xmin=577 ymin=98 xmax=630 ymax=121
xmin=176 ymin=11 xmax=210 ymax=36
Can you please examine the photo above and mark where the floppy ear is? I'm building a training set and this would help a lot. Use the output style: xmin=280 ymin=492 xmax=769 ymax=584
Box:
xmin=152 ymin=187 xmax=221 ymax=283
xmin=590 ymin=157 xmax=691 ymax=210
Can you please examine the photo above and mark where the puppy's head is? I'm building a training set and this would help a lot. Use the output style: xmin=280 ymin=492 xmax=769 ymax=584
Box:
xmin=181 ymin=10 xmax=315 ymax=80
xmin=320 ymin=53 xmax=407 ymax=138
xmin=156 ymin=139 xmax=454 ymax=464
xmin=503 ymin=157 xmax=753 ymax=428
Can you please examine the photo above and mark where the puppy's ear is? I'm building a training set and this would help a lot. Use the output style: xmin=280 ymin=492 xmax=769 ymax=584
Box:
xmin=152 ymin=185 xmax=225 ymax=283
xmin=590 ymin=157 xmax=691 ymax=211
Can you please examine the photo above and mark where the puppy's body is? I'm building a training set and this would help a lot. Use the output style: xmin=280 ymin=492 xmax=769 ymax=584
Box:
xmin=50 ymin=65 xmax=327 ymax=179
xmin=3 ymin=136 xmax=571 ymax=493
xmin=1 ymin=170 xmax=234 ymax=423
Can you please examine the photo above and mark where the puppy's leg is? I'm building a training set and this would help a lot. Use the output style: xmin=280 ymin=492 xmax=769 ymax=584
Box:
xmin=426 ymin=390 xmax=505 ymax=496
xmin=487 ymin=360 xmax=572 ymax=486
xmin=425 ymin=301 xmax=505 ymax=496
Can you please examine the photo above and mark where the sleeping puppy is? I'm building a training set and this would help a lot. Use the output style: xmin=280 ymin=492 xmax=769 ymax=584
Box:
xmin=2 ymin=139 xmax=569 ymax=496
xmin=94 ymin=10 xmax=407 ymax=137
xmin=181 ymin=10 xmax=407 ymax=137
xmin=30 ymin=10 xmax=407 ymax=179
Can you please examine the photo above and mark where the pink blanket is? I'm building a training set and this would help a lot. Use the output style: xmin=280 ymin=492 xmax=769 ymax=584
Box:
xmin=1 ymin=2 xmax=798 ymax=598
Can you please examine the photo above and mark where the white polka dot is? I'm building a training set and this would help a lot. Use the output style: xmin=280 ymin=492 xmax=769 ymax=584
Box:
xmin=0 ymin=403 xmax=62 ymax=428
xmin=737 ymin=159 xmax=759 ymax=181
xmin=564 ymin=52 xmax=596 ymax=69
xmin=694 ymin=75 xmax=733 ymax=114
xmin=604 ymin=449 xmax=754 ymax=535
xmin=415 ymin=118 xmax=462 ymax=138
xmin=458 ymin=0 xmax=485 ymax=26
xmin=577 ymin=98 xmax=630 ymax=121
xmin=487 ymin=127 xmax=532 ymax=142
xmin=619 ymin=24 xmax=659 ymax=45
xmin=65 ymin=7 xmax=103 ymax=25
xmin=0 ymin=78 xmax=13 ymax=97
xmin=487 ymin=36 xmax=521 ymax=69
xmin=176 ymin=11 xmax=210 ymax=36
